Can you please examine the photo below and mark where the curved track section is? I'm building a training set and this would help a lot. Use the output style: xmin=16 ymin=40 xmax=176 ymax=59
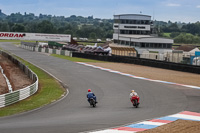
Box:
xmin=0 ymin=42 xmax=200 ymax=133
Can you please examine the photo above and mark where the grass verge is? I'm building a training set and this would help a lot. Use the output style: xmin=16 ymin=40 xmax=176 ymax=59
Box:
xmin=51 ymin=54 xmax=107 ymax=63
xmin=0 ymin=53 xmax=66 ymax=117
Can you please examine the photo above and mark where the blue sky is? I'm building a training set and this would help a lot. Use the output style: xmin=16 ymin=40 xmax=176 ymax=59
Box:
xmin=0 ymin=0 xmax=200 ymax=23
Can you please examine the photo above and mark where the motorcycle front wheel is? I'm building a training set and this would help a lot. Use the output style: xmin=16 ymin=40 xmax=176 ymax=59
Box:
xmin=133 ymin=100 xmax=138 ymax=108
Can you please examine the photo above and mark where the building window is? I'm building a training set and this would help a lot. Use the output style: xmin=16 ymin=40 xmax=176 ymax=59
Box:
xmin=138 ymin=26 xmax=145 ymax=29
xmin=114 ymin=25 xmax=119 ymax=28
xmin=141 ymin=20 xmax=145 ymax=24
xmin=136 ymin=20 xmax=141 ymax=24
xmin=120 ymin=30 xmax=150 ymax=35
xmin=135 ymin=43 xmax=140 ymax=47
xmin=114 ymin=19 xmax=120 ymax=23
xmin=116 ymin=19 xmax=150 ymax=25
xmin=136 ymin=30 xmax=141 ymax=34
xmin=145 ymin=20 xmax=150 ymax=24
xmin=130 ymin=42 xmax=134 ymax=46
xmin=120 ymin=30 xmax=125 ymax=34
xmin=114 ymin=40 xmax=119 ymax=43
xmin=126 ymin=20 xmax=130 ymax=24
xmin=167 ymin=44 xmax=172 ymax=48
xmin=141 ymin=31 xmax=147 ymax=35
xmin=141 ymin=43 xmax=145 ymax=47
xmin=155 ymin=43 xmax=159 ymax=48
xmin=120 ymin=41 xmax=125 ymax=45
xmin=125 ymin=41 xmax=129 ymax=45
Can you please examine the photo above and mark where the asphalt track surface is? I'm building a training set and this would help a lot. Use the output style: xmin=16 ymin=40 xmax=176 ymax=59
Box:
xmin=0 ymin=42 xmax=200 ymax=133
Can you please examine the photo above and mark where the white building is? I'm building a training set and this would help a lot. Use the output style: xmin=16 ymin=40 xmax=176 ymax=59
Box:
xmin=113 ymin=14 xmax=173 ymax=55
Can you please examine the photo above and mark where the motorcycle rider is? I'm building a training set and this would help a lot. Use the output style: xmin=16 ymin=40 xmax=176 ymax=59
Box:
xmin=130 ymin=90 xmax=140 ymax=104
xmin=87 ymin=89 xmax=97 ymax=104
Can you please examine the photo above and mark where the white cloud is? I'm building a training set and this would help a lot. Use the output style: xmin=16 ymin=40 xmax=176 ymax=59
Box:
xmin=197 ymin=5 xmax=200 ymax=8
xmin=167 ymin=3 xmax=181 ymax=7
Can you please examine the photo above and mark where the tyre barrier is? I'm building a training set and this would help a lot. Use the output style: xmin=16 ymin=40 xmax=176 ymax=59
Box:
xmin=0 ymin=50 xmax=38 ymax=108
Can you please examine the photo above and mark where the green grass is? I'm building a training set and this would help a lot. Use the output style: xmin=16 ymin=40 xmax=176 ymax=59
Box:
xmin=0 ymin=39 xmax=38 ymax=42
xmin=51 ymin=54 xmax=106 ymax=63
xmin=0 ymin=53 xmax=65 ymax=117
xmin=163 ymin=33 xmax=171 ymax=38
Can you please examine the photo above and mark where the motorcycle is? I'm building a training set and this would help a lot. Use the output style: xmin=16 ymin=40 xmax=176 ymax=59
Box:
xmin=89 ymin=98 xmax=96 ymax=107
xmin=131 ymin=95 xmax=139 ymax=108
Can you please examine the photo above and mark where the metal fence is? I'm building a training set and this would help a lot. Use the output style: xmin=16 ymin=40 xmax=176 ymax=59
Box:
xmin=0 ymin=50 xmax=38 ymax=108
xmin=140 ymin=52 xmax=200 ymax=65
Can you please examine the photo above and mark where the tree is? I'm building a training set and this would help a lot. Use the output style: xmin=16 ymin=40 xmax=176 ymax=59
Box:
xmin=0 ymin=22 xmax=10 ymax=31
xmin=174 ymin=33 xmax=200 ymax=44
xmin=37 ymin=20 xmax=55 ymax=33
xmin=89 ymin=32 xmax=96 ymax=39
xmin=181 ymin=22 xmax=200 ymax=35
xmin=64 ymin=30 xmax=73 ymax=36
xmin=170 ymin=32 xmax=180 ymax=38
xmin=11 ymin=24 xmax=25 ymax=32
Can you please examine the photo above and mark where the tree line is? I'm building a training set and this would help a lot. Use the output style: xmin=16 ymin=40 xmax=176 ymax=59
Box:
xmin=154 ymin=20 xmax=200 ymax=44
xmin=0 ymin=12 xmax=113 ymax=40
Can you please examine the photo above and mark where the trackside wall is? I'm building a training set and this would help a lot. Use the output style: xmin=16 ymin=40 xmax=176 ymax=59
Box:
xmin=0 ymin=50 xmax=38 ymax=108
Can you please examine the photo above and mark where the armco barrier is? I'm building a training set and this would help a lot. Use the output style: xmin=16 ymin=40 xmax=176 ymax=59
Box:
xmin=0 ymin=50 xmax=38 ymax=108
xmin=72 ymin=52 xmax=200 ymax=74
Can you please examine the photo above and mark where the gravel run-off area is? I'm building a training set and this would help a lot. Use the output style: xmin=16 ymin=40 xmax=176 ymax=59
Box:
xmin=0 ymin=55 xmax=33 ymax=95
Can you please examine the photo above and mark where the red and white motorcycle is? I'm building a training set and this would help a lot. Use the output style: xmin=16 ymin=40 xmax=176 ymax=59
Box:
xmin=130 ymin=95 xmax=140 ymax=108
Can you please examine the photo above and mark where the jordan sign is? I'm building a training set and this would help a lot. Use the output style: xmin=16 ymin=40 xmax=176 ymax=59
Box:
xmin=0 ymin=33 xmax=24 ymax=38
xmin=0 ymin=32 xmax=71 ymax=42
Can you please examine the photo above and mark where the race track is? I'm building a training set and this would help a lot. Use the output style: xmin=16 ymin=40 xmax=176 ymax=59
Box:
xmin=0 ymin=42 xmax=200 ymax=133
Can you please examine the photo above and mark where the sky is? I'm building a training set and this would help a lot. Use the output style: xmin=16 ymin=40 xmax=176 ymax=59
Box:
xmin=0 ymin=0 xmax=200 ymax=23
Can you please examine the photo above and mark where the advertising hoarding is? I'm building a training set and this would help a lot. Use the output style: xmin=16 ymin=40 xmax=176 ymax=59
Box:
xmin=0 ymin=32 xmax=71 ymax=42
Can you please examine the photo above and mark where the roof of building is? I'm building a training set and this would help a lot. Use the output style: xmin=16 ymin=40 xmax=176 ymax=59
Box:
xmin=175 ymin=45 xmax=198 ymax=52
xmin=114 ymin=14 xmax=151 ymax=17
xmin=119 ymin=34 xmax=153 ymax=39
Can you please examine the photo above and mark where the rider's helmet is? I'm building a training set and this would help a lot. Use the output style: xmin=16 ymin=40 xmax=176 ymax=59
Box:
xmin=88 ymin=89 xmax=91 ymax=92
xmin=131 ymin=90 xmax=135 ymax=93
